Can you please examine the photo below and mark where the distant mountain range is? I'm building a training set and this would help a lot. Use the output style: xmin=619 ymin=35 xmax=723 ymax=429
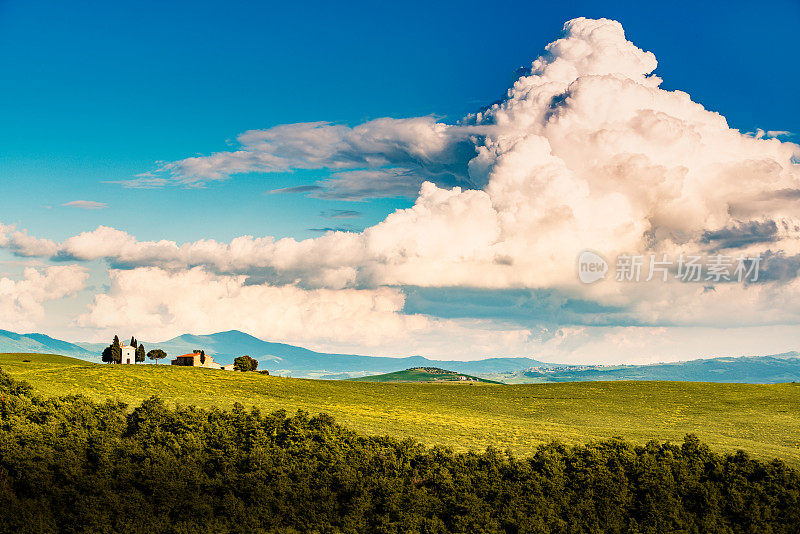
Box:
xmin=75 ymin=330 xmax=547 ymax=378
xmin=2 ymin=328 xmax=799 ymax=383
xmin=486 ymin=352 xmax=800 ymax=385
xmin=0 ymin=330 xmax=96 ymax=359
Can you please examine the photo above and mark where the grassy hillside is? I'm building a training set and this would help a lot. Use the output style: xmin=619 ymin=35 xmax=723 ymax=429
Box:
xmin=2 ymin=352 xmax=800 ymax=465
xmin=350 ymin=367 xmax=501 ymax=383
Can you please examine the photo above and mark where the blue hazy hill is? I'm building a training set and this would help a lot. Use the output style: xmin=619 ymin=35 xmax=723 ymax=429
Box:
xmin=0 ymin=330 xmax=97 ymax=359
xmin=6 ymin=328 xmax=800 ymax=382
xmin=144 ymin=330 xmax=549 ymax=377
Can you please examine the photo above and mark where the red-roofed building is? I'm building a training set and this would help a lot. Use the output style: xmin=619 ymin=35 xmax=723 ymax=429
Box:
xmin=171 ymin=350 xmax=221 ymax=369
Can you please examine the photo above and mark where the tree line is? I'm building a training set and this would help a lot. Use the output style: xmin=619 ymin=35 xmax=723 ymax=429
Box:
xmin=99 ymin=337 xmax=259 ymax=371
xmin=0 ymin=367 xmax=797 ymax=533
xmin=100 ymin=335 xmax=167 ymax=364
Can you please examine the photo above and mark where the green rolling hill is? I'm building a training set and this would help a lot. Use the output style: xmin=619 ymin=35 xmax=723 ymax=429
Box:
xmin=2 ymin=352 xmax=800 ymax=466
xmin=349 ymin=367 xmax=501 ymax=383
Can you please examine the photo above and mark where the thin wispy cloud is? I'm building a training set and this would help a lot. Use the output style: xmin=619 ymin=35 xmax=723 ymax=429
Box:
xmin=767 ymin=130 xmax=792 ymax=138
xmin=105 ymin=175 xmax=170 ymax=189
xmin=268 ymin=185 xmax=323 ymax=194
xmin=62 ymin=200 xmax=108 ymax=210
xmin=308 ymin=225 xmax=363 ymax=233
xmin=314 ymin=168 xmax=428 ymax=200
xmin=320 ymin=210 xmax=363 ymax=219
xmin=120 ymin=116 xmax=484 ymax=199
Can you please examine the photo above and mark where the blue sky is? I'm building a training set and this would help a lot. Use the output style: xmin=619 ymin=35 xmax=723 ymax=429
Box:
xmin=1 ymin=1 xmax=799 ymax=362
xmin=2 ymin=0 xmax=797 ymax=242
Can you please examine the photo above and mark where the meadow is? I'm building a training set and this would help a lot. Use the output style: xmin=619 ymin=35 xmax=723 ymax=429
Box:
xmin=2 ymin=352 xmax=800 ymax=465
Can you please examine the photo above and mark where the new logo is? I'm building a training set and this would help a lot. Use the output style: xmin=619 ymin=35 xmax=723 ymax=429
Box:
xmin=577 ymin=250 xmax=608 ymax=284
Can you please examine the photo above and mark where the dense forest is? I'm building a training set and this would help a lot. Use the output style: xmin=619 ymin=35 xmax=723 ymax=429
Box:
xmin=1 ymin=367 xmax=798 ymax=533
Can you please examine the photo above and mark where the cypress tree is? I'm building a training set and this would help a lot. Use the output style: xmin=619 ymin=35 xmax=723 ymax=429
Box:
xmin=111 ymin=335 xmax=122 ymax=364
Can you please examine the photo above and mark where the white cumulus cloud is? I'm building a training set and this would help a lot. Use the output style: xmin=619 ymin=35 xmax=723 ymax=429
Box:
xmin=3 ymin=17 xmax=800 ymax=360
xmin=0 ymin=223 xmax=59 ymax=257
xmin=0 ymin=265 xmax=88 ymax=331
xmin=76 ymin=266 xmax=533 ymax=359
xmin=46 ymin=16 xmax=798 ymax=292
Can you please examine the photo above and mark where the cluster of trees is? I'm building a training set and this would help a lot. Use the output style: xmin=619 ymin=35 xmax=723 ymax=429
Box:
xmin=0 ymin=368 xmax=798 ymax=532
xmin=97 ymin=339 xmax=262 ymax=370
xmin=101 ymin=335 xmax=145 ymax=364
xmin=100 ymin=335 xmax=168 ymax=364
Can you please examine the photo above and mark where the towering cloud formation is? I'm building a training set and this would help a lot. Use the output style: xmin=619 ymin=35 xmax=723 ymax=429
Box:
xmin=2 ymin=18 xmax=799 ymax=359
xmin=20 ymin=19 xmax=800 ymax=284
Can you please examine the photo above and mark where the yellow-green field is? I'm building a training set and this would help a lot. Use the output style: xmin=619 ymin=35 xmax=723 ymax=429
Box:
xmin=3 ymin=352 xmax=800 ymax=465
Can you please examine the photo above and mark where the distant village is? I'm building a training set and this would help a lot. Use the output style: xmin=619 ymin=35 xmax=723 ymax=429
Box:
xmin=100 ymin=335 xmax=263 ymax=373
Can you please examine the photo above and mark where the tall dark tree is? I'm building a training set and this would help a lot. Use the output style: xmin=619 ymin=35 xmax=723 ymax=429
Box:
xmin=101 ymin=346 xmax=113 ymax=363
xmin=147 ymin=349 xmax=167 ymax=364
xmin=135 ymin=344 xmax=145 ymax=363
xmin=130 ymin=336 xmax=137 ymax=348
xmin=111 ymin=335 xmax=122 ymax=364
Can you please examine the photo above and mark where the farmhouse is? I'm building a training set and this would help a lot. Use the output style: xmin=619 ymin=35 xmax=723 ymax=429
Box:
xmin=171 ymin=350 xmax=221 ymax=369
xmin=120 ymin=345 xmax=136 ymax=364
